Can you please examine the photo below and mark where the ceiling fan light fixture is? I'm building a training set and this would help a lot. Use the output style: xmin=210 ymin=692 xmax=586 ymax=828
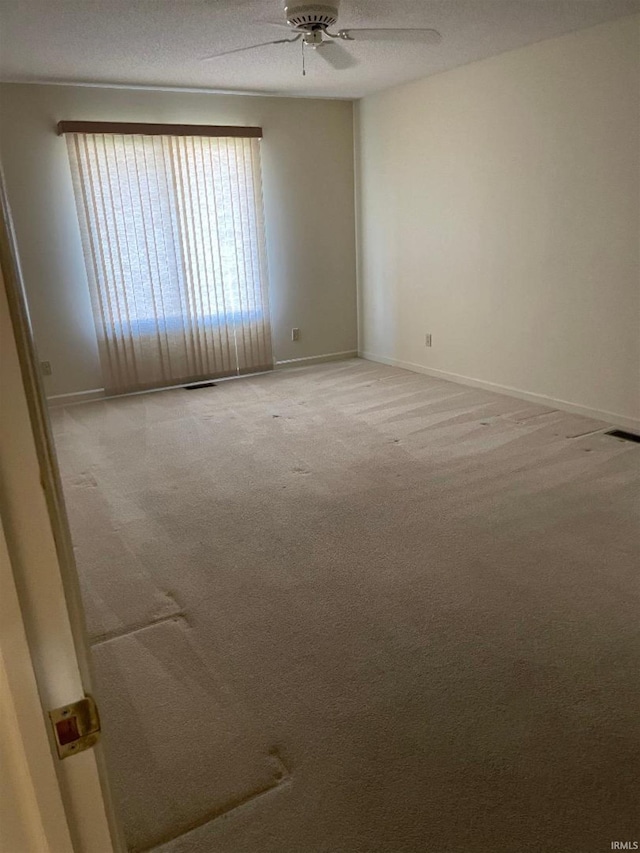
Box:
xmin=302 ymin=31 xmax=325 ymax=47
xmin=284 ymin=2 xmax=340 ymax=32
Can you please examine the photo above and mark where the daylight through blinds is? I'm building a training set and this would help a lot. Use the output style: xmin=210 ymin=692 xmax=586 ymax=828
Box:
xmin=66 ymin=132 xmax=273 ymax=394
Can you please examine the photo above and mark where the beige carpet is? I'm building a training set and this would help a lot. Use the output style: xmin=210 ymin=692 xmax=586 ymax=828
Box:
xmin=51 ymin=359 xmax=640 ymax=853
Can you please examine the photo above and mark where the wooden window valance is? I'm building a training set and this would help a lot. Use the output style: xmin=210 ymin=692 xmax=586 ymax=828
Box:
xmin=57 ymin=121 xmax=263 ymax=138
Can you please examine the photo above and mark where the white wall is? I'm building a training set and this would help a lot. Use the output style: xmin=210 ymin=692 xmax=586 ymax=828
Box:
xmin=356 ymin=15 xmax=640 ymax=427
xmin=0 ymin=84 xmax=357 ymax=398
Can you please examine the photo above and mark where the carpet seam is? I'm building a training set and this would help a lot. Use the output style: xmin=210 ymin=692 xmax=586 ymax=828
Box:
xmin=138 ymin=778 xmax=292 ymax=853
xmin=90 ymin=611 xmax=186 ymax=647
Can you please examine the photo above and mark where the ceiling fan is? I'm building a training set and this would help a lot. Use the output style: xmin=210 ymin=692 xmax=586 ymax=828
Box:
xmin=202 ymin=2 xmax=442 ymax=71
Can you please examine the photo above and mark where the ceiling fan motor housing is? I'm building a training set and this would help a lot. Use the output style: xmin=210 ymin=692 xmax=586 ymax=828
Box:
xmin=284 ymin=3 xmax=339 ymax=31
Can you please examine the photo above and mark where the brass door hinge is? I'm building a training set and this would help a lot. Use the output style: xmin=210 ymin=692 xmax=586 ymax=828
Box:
xmin=49 ymin=695 xmax=101 ymax=759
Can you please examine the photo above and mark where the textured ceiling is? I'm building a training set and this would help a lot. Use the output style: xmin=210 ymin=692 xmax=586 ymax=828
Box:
xmin=0 ymin=0 xmax=638 ymax=99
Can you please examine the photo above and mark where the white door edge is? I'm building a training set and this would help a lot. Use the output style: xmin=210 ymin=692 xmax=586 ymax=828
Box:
xmin=0 ymin=518 xmax=74 ymax=853
xmin=0 ymin=169 xmax=121 ymax=852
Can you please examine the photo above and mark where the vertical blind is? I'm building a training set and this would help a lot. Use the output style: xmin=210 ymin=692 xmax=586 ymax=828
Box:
xmin=66 ymin=131 xmax=273 ymax=395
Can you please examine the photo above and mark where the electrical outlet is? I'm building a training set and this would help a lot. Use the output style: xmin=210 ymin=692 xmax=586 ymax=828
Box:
xmin=292 ymin=328 xmax=300 ymax=342
xmin=41 ymin=361 xmax=52 ymax=376
xmin=425 ymin=334 xmax=432 ymax=348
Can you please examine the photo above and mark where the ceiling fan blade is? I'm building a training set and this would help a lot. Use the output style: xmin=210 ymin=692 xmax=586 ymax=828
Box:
xmin=261 ymin=21 xmax=298 ymax=32
xmin=337 ymin=28 xmax=442 ymax=44
xmin=317 ymin=41 xmax=357 ymax=71
xmin=201 ymin=35 xmax=301 ymax=61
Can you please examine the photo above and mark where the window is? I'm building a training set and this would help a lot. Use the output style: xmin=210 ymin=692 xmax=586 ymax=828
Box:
xmin=64 ymin=125 xmax=272 ymax=394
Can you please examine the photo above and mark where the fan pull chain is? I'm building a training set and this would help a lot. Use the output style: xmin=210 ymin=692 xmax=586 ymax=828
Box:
xmin=301 ymin=38 xmax=306 ymax=76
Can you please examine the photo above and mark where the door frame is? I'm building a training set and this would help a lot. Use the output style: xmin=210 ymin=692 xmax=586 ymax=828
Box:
xmin=0 ymin=167 xmax=123 ymax=852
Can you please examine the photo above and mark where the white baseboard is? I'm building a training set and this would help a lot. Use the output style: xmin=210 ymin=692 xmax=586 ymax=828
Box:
xmin=47 ymin=353 xmax=358 ymax=406
xmin=359 ymin=351 xmax=640 ymax=432
xmin=275 ymin=350 xmax=358 ymax=368
xmin=47 ymin=388 xmax=105 ymax=407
